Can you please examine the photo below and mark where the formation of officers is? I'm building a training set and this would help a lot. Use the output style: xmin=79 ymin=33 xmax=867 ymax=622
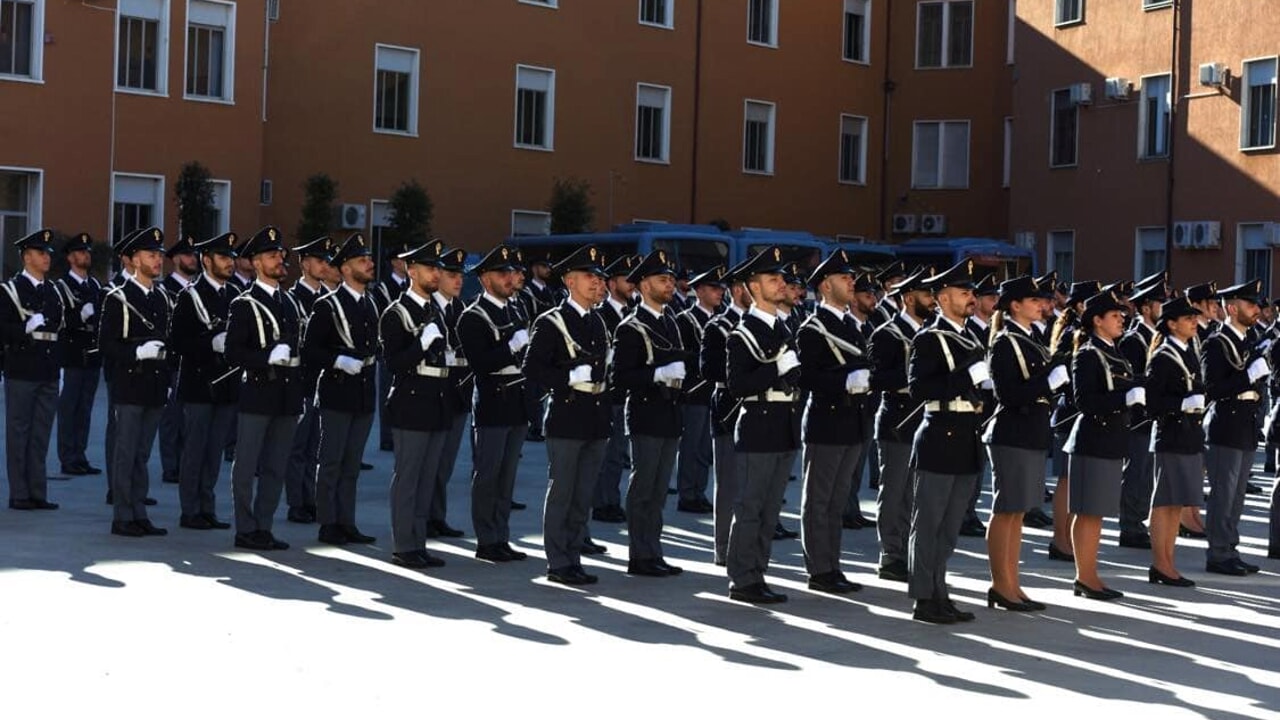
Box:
xmin=3 ymin=226 xmax=1279 ymax=623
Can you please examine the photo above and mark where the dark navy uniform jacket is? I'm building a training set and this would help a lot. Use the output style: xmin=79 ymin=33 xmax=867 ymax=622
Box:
xmin=98 ymin=278 xmax=171 ymax=406
xmin=54 ymin=272 xmax=101 ymax=370
xmin=380 ymin=289 xmax=451 ymax=433
xmin=1119 ymin=320 xmax=1158 ymax=430
xmin=598 ymin=298 xmax=630 ymax=407
xmin=457 ymin=294 xmax=528 ymax=428
xmin=288 ymin=279 xmax=327 ymax=402
xmin=1 ymin=273 xmax=65 ymax=382
xmin=797 ymin=304 xmax=871 ymax=446
xmin=726 ymin=309 xmax=801 ymax=453
xmin=436 ymin=293 xmax=474 ymax=416
xmin=907 ymin=316 xmax=985 ymax=475
xmin=304 ymin=285 xmax=379 ymax=415
xmin=701 ymin=305 xmax=743 ymax=437
xmin=170 ymin=275 xmax=239 ymax=405
xmin=1145 ymin=338 xmax=1205 ymax=454
xmin=869 ymin=313 xmax=921 ymax=445
xmin=522 ymin=299 xmax=612 ymax=441
xmin=985 ymin=320 xmax=1053 ymax=451
xmin=612 ymin=304 xmax=686 ymax=439
xmin=224 ymin=282 xmax=304 ymax=417
xmin=675 ymin=304 xmax=716 ymax=407
xmin=1203 ymin=324 xmax=1264 ymax=452
xmin=1066 ymin=335 xmax=1135 ymax=460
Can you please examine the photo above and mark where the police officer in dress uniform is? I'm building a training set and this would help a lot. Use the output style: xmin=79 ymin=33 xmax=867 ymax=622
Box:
xmin=381 ymin=240 xmax=452 ymax=569
xmin=520 ymin=250 xmax=557 ymax=443
xmin=54 ymin=232 xmax=104 ymax=477
xmin=283 ymin=235 xmax=335 ymax=524
xmin=158 ymin=235 xmax=197 ymax=485
xmin=373 ymin=243 xmax=409 ymax=453
xmin=170 ymin=232 xmax=240 ymax=531
xmin=2 ymin=229 xmax=65 ymax=511
xmin=591 ymin=254 xmax=638 ymax=524
xmin=100 ymin=227 xmax=171 ymax=536
xmin=704 ymin=266 xmax=752 ymax=566
xmin=870 ymin=261 xmax=908 ymax=329
xmin=796 ymin=250 xmax=871 ymax=594
xmin=458 ymin=244 xmax=532 ymax=562
xmin=957 ymin=274 xmax=999 ymax=538
xmin=425 ymin=247 xmax=472 ymax=539
xmin=522 ymin=244 xmax=613 ymax=585
xmin=673 ymin=265 xmax=726 ymax=514
xmin=1115 ymin=281 xmax=1167 ymax=549
xmin=224 ymin=226 xmax=304 ymax=551
xmin=843 ymin=271 xmax=881 ymax=523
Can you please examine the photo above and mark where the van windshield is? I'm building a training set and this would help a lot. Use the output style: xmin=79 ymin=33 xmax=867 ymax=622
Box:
xmin=653 ymin=237 xmax=731 ymax=273
xmin=749 ymin=243 xmax=823 ymax=272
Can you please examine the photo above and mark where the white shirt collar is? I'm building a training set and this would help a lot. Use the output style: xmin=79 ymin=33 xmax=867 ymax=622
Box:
xmin=432 ymin=290 xmax=454 ymax=311
xmin=777 ymin=308 xmax=791 ymax=320
xmin=235 ymin=272 xmax=254 ymax=286
xmin=20 ymin=270 xmax=42 ymax=287
xmin=202 ymin=272 xmax=225 ymax=290
xmin=567 ymin=297 xmax=590 ymax=317
xmin=639 ymin=302 xmax=664 ymax=319
xmin=1094 ymin=334 xmax=1116 ymax=348
xmin=898 ymin=310 xmax=921 ymax=332
xmin=938 ymin=315 xmax=967 ymax=334
xmin=341 ymin=282 xmax=364 ymax=301
xmin=696 ymin=302 xmax=718 ymax=316
xmin=254 ymin=279 xmax=279 ymax=296
xmin=483 ymin=291 xmax=506 ymax=308
xmin=128 ymin=275 xmax=153 ymax=295
xmin=819 ymin=301 xmax=846 ymax=318
xmin=531 ymin=278 xmax=546 ymax=291
xmin=391 ymin=272 xmax=407 ymax=287
xmin=68 ymin=268 xmax=89 ymax=284
xmin=298 ymin=277 xmax=322 ymax=294
xmin=169 ymin=272 xmax=193 ymax=288
xmin=748 ymin=305 xmax=777 ymax=327
xmin=404 ymin=286 xmax=430 ymax=308
xmin=1169 ymin=336 xmax=1189 ymax=351
xmin=882 ymin=295 xmax=899 ymax=310
xmin=730 ymin=303 xmax=750 ymax=318
xmin=1225 ymin=322 xmax=1248 ymax=341
xmin=606 ymin=296 xmax=626 ymax=314
xmin=970 ymin=315 xmax=989 ymax=330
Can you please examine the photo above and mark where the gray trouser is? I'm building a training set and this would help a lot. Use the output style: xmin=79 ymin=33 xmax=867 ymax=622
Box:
xmin=389 ymin=427 xmax=448 ymax=552
xmin=908 ymin=469 xmax=977 ymax=600
xmin=713 ymin=433 xmax=741 ymax=564
xmin=429 ymin=412 xmax=469 ymax=525
xmin=158 ymin=383 xmax=183 ymax=480
xmin=875 ymin=440 xmax=913 ymax=566
xmin=179 ymin=402 xmax=236 ymax=516
xmin=545 ymin=437 xmax=609 ymax=569
xmin=802 ymin=442 xmax=860 ymax=577
xmin=316 ymin=409 xmax=375 ymax=527
xmin=471 ymin=423 xmax=527 ymax=546
xmin=1120 ymin=433 xmax=1155 ymax=534
xmin=57 ymin=366 xmax=99 ymax=468
xmin=727 ymin=450 xmax=795 ymax=588
xmin=230 ymin=413 xmax=296 ymax=534
xmin=111 ymin=404 xmax=162 ymax=522
xmin=676 ymin=403 xmax=713 ymax=502
xmin=843 ymin=438 xmax=873 ymax=520
xmin=104 ymin=381 xmax=116 ymax=490
xmin=964 ymin=444 xmax=990 ymax=523
xmin=377 ymin=361 xmax=392 ymax=448
xmin=285 ymin=403 xmax=320 ymax=510
xmin=593 ymin=404 xmax=627 ymax=509
xmin=1205 ymin=444 xmax=1253 ymax=563
xmin=5 ymin=378 xmax=57 ymax=502
xmin=626 ymin=434 xmax=679 ymax=561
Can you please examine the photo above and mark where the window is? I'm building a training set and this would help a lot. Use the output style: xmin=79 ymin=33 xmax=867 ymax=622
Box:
xmin=916 ymin=1 xmax=972 ymax=69
xmin=206 ymin=179 xmax=230 ymax=238
xmin=1238 ymin=223 xmax=1273 ymax=298
xmin=1003 ymin=117 xmax=1012 ymax=187
xmin=747 ymin=0 xmax=777 ymax=47
xmin=1134 ymin=227 xmax=1166 ymax=280
xmin=514 ymin=65 xmax=555 ymax=150
xmin=369 ymin=200 xmax=391 ymax=276
xmin=1143 ymin=0 xmax=1172 ymax=10
xmin=185 ymin=0 xmax=234 ymax=101
xmin=912 ymin=120 xmax=969 ymax=189
xmin=1055 ymin=0 xmax=1082 ymax=25
xmin=639 ymin=0 xmax=672 ymax=28
xmin=1139 ymin=74 xmax=1171 ymax=158
xmin=842 ymin=0 xmax=869 ymax=63
xmin=838 ymin=114 xmax=867 ymax=184
xmin=111 ymin=173 xmax=164 ymax=248
xmin=1050 ymin=88 xmax=1078 ymax=167
xmin=518 ymin=0 xmax=557 ymax=7
xmin=373 ymin=44 xmax=419 ymax=135
xmin=1242 ymin=58 xmax=1277 ymax=150
xmin=0 ymin=167 xmax=41 ymax=277
xmin=511 ymin=210 xmax=551 ymax=236
xmin=743 ymin=100 xmax=776 ymax=174
xmin=0 ymin=0 xmax=43 ymax=80
xmin=1047 ymin=230 xmax=1075 ymax=284
xmin=635 ymin=84 xmax=671 ymax=163
xmin=117 ymin=0 xmax=169 ymax=93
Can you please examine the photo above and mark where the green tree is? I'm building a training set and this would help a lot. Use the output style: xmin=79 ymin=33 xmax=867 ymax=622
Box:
xmin=174 ymin=161 xmax=216 ymax=241
xmin=297 ymin=173 xmax=338 ymax=242
xmin=387 ymin=178 xmax=434 ymax=251
xmin=547 ymin=177 xmax=595 ymax=234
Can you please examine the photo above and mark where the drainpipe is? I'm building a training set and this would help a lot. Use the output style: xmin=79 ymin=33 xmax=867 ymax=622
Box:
xmin=689 ymin=0 xmax=704 ymax=224
xmin=1163 ymin=0 xmax=1179 ymax=275
xmin=877 ymin=0 xmax=894 ymax=242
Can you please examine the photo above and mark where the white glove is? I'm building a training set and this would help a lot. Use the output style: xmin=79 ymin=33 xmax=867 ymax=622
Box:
xmin=1181 ymin=393 xmax=1206 ymax=412
xmin=211 ymin=332 xmax=227 ymax=354
xmin=24 ymin=313 xmax=45 ymax=334
xmin=1248 ymin=357 xmax=1271 ymax=383
xmin=135 ymin=340 xmax=164 ymax=361
xmin=776 ymin=350 xmax=801 ymax=376
xmin=980 ymin=378 xmax=994 ymax=390
xmin=507 ymin=329 xmax=530 ymax=353
xmin=1125 ymin=387 xmax=1146 ymax=407
xmin=568 ymin=364 xmax=594 ymax=385
xmin=1260 ymin=339 xmax=1275 ymax=355
xmin=654 ymin=361 xmax=687 ymax=383
xmin=333 ymin=355 xmax=363 ymax=375
xmin=845 ymin=369 xmax=870 ymax=394
xmin=419 ymin=323 xmax=443 ymax=351
xmin=1047 ymin=364 xmax=1070 ymax=391
xmin=967 ymin=360 xmax=991 ymax=387
xmin=268 ymin=343 xmax=292 ymax=366
xmin=445 ymin=350 xmax=457 ymax=366
xmin=80 ymin=304 xmax=95 ymax=322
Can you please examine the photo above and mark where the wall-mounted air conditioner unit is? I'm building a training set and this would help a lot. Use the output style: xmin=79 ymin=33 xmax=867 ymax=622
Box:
xmin=892 ymin=214 xmax=917 ymax=234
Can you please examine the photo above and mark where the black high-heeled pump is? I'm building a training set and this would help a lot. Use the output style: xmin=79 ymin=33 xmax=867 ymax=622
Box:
xmin=1179 ymin=524 xmax=1207 ymax=539
xmin=1017 ymin=595 xmax=1048 ymax=611
xmin=987 ymin=588 xmax=1035 ymax=611
xmin=1148 ymin=567 xmax=1196 ymax=587
xmin=1047 ymin=542 xmax=1075 ymax=561
xmin=1073 ymin=580 xmax=1123 ymax=600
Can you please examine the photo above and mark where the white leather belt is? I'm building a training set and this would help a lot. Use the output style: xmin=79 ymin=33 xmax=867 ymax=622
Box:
xmin=660 ymin=379 xmax=683 ymax=390
xmin=494 ymin=365 xmax=521 ymax=376
xmin=894 ymin=388 xmax=911 ymax=395
xmin=1236 ymin=391 xmax=1261 ymax=401
xmin=569 ymin=382 xmax=606 ymax=394
xmin=744 ymin=390 xmax=798 ymax=403
xmin=413 ymin=365 xmax=449 ymax=378
xmin=276 ymin=357 xmax=301 ymax=367
xmin=925 ymin=400 xmax=982 ymax=413
xmin=448 ymin=358 xmax=468 ymax=368
xmin=30 ymin=331 xmax=58 ymax=342
xmin=1182 ymin=408 xmax=1205 ymax=415
xmin=715 ymin=382 xmax=727 ymax=389
xmin=361 ymin=356 xmax=377 ymax=368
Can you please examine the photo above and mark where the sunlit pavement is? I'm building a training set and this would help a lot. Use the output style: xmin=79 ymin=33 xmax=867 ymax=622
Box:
xmin=2 ymin=389 xmax=1278 ymax=718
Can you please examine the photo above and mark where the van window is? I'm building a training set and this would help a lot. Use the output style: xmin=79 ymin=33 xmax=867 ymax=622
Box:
xmin=653 ymin=237 xmax=730 ymax=273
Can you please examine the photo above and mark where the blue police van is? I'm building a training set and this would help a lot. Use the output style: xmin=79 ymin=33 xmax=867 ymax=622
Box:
xmin=892 ymin=238 xmax=1035 ymax=280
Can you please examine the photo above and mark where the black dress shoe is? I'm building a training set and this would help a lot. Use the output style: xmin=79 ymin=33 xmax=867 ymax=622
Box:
xmin=942 ymin=599 xmax=976 ymax=622
xmin=261 ymin=532 xmax=289 ymax=550
xmin=677 ymin=499 xmax=712 ymax=514
xmin=162 ymin=475 xmax=179 ymax=485
xmin=773 ymin=523 xmax=799 ymax=540
xmin=1023 ymin=508 xmax=1053 ymax=528
xmin=343 ymin=526 xmax=376 ymax=544
xmin=1047 ymin=542 xmax=1075 ymax=562
xmin=392 ymin=551 xmax=430 ymax=569
xmin=135 ymin=519 xmax=168 ymax=536
xmin=1269 ymin=547 xmax=1280 ymax=560
xmin=180 ymin=514 xmax=214 ymax=530
xmin=1205 ymin=559 xmax=1248 ymax=576
xmin=510 ymin=500 xmax=527 ymax=511
xmin=626 ymin=559 xmax=670 ymax=577
xmin=526 ymin=429 xmax=545 ymax=443
xmin=1118 ymin=532 xmax=1153 ymax=549
xmin=1239 ymin=559 xmax=1260 ymax=574
xmin=111 ymin=520 xmax=146 ymax=537
xmin=9 ymin=498 xmax=37 ymax=511
xmin=877 ymin=560 xmax=909 ymax=582
xmin=1073 ymin=580 xmax=1122 ymax=600
xmin=318 ymin=524 xmax=349 ymax=546
xmin=653 ymin=559 xmax=683 ymax=576
xmin=958 ymin=518 xmax=987 ymax=537
xmin=201 ymin=514 xmax=231 ymax=529
xmin=986 ymin=588 xmax=1035 ymax=611
xmin=1178 ymin=524 xmax=1207 ymax=539
xmin=287 ymin=507 xmax=315 ymax=524
xmin=82 ymin=464 xmax=103 ymax=475
xmin=730 ymin=582 xmax=788 ymax=604
xmin=29 ymin=499 xmax=58 ymax=510
xmin=1148 ymin=566 xmax=1195 ymax=587
xmin=808 ymin=572 xmax=861 ymax=594
xmin=235 ymin=532 xmax=273 ymax=550
xmin=429 ymin=521 xmax=465 ymax=538
xmin=912 ymin=599 xmax=956 ymax=624
xmin=1246 ymin=482 xmax=1263 ymax=495
xmin=580 ymin=539 xmax=608 ymax=555
xmin=143 ymin=497 xmax=158 ymax=506
xmin=418 ymin=550 xmax=446 ymax=568
xmin=499 ymin=544 xmax=528 ymax=561
xmin=592 ymin=506 xmax=626 ymax=523
xmin=476 ymin=544 xmax=511 ymax=562
xmin=61 ymin=465 xmax=88 ymax=476
xmin=548 ymin=566 xmax=596 ymax=586
xmin=380 ymin=441 xmax=394 ymax=452
xmin=359 ymin=461 xmax=374 ymax=471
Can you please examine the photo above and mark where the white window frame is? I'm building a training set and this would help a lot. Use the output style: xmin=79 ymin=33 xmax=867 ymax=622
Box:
xmin=1046 ymin=230 xmax=1075 ymax=282
xmin=518 ymin=0 xmax=558 ymax=8
xmin=1133 ymin=226 xmax=1167 ymax=281
xmin=0 ymin=165 xmax=44 ymax=229
xmin=513 ymin=63 xmax=556 ymax=151
xmin=915 ymin=0 xmax=973 ymax=70
xmin=110 ymin=171 xmax=166 ymax=240
xmin=1003 ymin=116 xmax=1012 ymax=188
xmin=746 ymin=0 xmax=778 ymax=48
xmin=1241 ymin=56 xmax=1278 ymax=151
xmin=1138 ymin=73 xmax=1171 ymax=159
xmin=182 ymin=0 xmax=235 ymax=103
xmin=638 ymin=0 xmax=673 ymax=30
xmin=511 ymin=210 xmax=551 ymax=236
xmin=911 ymin=119 xmax=970 ymax=189
xmin=837 ymin=113 xmax=868 ymax=185
xmin=1049 ymin=86 xmax=1078 ymax=168
xmin=742 ymin=99 xmax=777 ymax=176
xmin=1143 ymin=0 xmax=1172 ymax=10
xmin=0 ymin=0 xmax=46 ymax=84
xmin=207 ymin=178 xmax=230 ymax=236
xmin=1236 ymin=222 xmax=1273 ymax=295
xmin=841 ymin=0 xmax=871 ymax=65
xmin=371 ymin=43 xmax=421 ymax=137
xmin=115 ymin=0 xmax=172 ymax=96
xmin=634 ymin=83 xmax=672 ymax=164
xmin=1054 ymin=0 xmax=1083 ymax=27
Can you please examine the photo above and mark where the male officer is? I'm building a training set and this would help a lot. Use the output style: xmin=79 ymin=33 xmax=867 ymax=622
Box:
xmin=458 ymin=244 xmax=531 ymax=562
xmin=54 ymin=232 xmax=103 ymax=476
xmin=305 ymin=232 xmax=381 ymax=546
xmin=1116 ymin=281 xmax=1166 ymax=548
xmin=283 ymin=236 xmax=334 ymax=524
xmin=958 ymin=274 xmax=999 ymax=538
xmin=520 ymin=249 xmax=557 ymax=443
xmin=674 ymin=265 xmax=726 ymax=514
xmin=100 ymin=227 xmax=172 ymax=536
xmin=704 ymin=264 xmax=752 ymax=566
xmin=225 ymin=226 xmax=305 ymax=551
xmin=1 ymin=229 xmax=65 ymax=510
xmin=169 ymin=232 xmax=240 ymax=531
xmin=425 ymin=246 xmax=472 ymax=539
xmin=591 ymin=254 xmax=638 ymax=524
xmin=870 ymin=261 xmax=908 ymax=328
xmin=906 ymin=261 xmax=987 ymax=624
xmin=381 ymin=240 xmax=451 ymax=569
xmin=724 ymin=246 xmax=801 ymax=603
xmin=158 ymin=235 xmax=198 ymax=484
xmin=373 ymin=243 xmax=409 ymax=452
xmin=523 ymin=244 xmax=612 ymax=584
xmin=843 ymin=271 xmax=881 ymax=519
xmin=796 ymin=250 xmax=871 ymax=594
xmin=612 ymin=249 xmax=688 ymax=577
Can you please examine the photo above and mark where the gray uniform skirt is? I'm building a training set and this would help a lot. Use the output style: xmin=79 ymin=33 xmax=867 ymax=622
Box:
xmin=1151 ymin=452 xmax=1205 ymax=509
xmin=987 ymin=445 xmax=1047 ymax=513
xmin=1067 ymin=454 xmax=1123 ymax=517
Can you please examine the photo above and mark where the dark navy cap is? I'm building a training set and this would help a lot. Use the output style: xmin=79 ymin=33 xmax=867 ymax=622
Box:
xmin=15 ymin=228 xmax=55 ymax=253
xmin=398 ymin=239 xmax=447 ymax=267
xmin=439 ymin=247 xmax=467 ymax=273
xmin=552 ymin=244 xmax=607 ymax=278
xmin=1130 ymin=281 xmax=1168 ymax=306
xmin=996 ymin=275 xmax=1050 ymax=310
xmin=923 ymin=259 xmax=978 ymax=292
xmin=888 ymin=265 xmax=935 ymax=296
xmin=726 ymin=245 xmax=789 ymax=284
xmin=854 ymin=272 xmax=878 ymax=293
xmin=1081 ymin=290 xmax=1128 ymax=326
xmin=690 ymin=265 xmax=729 ymax=289
xmin=62 ymin=232 xmax=92 ymax=254
xmin=807 ymin=250 xmax=857 ymax=288
xmin=294 ymin=236 xmax=333 ymax=261
xmin=974 ymin=274 xmax=999 ymax=297
xmin=193 ymin=232 xmax=238 ymax=257
xmin=604 ymin=254 xmax=639 ymax=279
xmin=1068 ymin=280 xmax=1103 ymax=305
xmin=625 ymin=248 xmax=677 ymax=284
xmin=1185 ymin=282 xmax=1218 ymax=303
xmin=238 ymin=226 xmax=286 ymax=258
xmin=1158 ymin=296 xmax=1202 ymax=323
xmin=1101 ymin=279 xmax=1134 ymax=299
xmin=1218 ymin=279 xmax=1263 ymax=305
xmin=116 ymin=226 xmax=164 ymax=256
xmin=331 ymin=232 xmax=372 ymax=266
xmin=875 ymin=261 xmax=907 ymax=284
xmin=165 ymin=235 xmax=197 ymax=258
xmin=470 ymin=244 xmax=521 ymax=275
